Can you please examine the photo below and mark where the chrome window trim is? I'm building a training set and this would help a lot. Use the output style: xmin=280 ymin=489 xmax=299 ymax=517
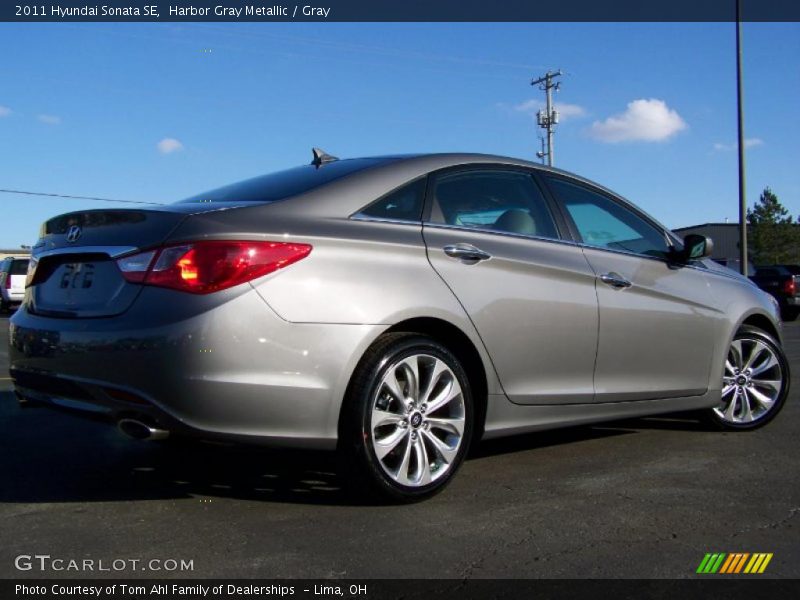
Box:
xmin=33 ymin=246 xmax=139 ymax=259
xmin=421 ymin=221 xmax=580 ymax=248
xmin=350 ymin=214 xmax=422 ymax=226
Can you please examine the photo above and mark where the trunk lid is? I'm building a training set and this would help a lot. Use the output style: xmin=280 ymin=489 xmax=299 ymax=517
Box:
xmin=28 ymin=208 xmax=191 ymax=318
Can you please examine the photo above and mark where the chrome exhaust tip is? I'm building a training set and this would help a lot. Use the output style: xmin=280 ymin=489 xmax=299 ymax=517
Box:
xmin=117 ymin=418 xmax=170 ymax=441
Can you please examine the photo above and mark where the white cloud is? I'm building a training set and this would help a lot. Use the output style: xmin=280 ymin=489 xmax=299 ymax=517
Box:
xmin=0 ymin=105 xmax=11 ymax=117
xmin=514 ymin=99 xmax=587 ymax=121
xmin=713 ymin=138 xmax=764 ymax=151
xmin=589 ymin=99 xmax=687 ymax=143
xmin=37 ymin=114 xmax=61 ymax=125
xmin=157 ymin=137 xmax=184 ymax=154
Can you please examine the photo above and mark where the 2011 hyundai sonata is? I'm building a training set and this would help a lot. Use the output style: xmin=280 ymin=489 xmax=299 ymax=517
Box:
xmin=9 ymin=151 xmax=790 ymax=501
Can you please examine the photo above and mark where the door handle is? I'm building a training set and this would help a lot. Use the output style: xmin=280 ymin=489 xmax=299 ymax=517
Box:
xmin=599 ymin=272 xmax=632 ymax=289
xmin=443 ymin=244 xmax=492 ymax=262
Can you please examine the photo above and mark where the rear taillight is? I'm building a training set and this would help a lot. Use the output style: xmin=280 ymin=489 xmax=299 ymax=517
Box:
xmin=4 ymin=274 xmax=10 ymax=289
xmin=117 ymin=241 xmax=312 ymax=294
xmin=783 ymin=278 xmax=796 ymax=295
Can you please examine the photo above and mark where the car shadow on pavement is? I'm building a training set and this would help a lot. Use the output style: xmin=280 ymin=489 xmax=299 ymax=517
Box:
xmin=0 ymin=391 xmax=711 ymax=506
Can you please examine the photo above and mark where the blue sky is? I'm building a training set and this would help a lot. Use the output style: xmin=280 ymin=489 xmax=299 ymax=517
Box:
xmin=0 ymin=22 xmax=798 ymax=248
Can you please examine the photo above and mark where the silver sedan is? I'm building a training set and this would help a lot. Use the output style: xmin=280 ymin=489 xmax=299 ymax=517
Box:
xmin=9 ymin=151 xmax=790 ymax=501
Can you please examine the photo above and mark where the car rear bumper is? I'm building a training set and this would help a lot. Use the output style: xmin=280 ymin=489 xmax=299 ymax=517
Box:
xmin=1 ymin=290 xmax=24 ymax=304
xmin=9 ymin=287 xmax=381 ymax=449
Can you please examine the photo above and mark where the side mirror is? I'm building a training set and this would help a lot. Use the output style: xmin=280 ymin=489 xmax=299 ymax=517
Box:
xmin=678 ymin=234 xmax=714 ymax=262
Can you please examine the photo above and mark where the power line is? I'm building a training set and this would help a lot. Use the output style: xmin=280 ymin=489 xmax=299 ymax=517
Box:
xmin=0 ymin=188 xmax=164 ymax=206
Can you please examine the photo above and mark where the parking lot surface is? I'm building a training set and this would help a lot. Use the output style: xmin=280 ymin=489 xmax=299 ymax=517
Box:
xmin=1 ymin=314 xmax=798 ymax=579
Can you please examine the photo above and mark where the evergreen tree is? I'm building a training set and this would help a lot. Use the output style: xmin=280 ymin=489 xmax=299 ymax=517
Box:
xmin=747 ymin=187 xmax=799 ymax=265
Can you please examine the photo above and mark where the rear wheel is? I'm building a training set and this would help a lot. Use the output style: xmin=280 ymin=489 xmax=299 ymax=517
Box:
xmin=340 ymin=333 xmax=473 ymax=502
xmin=706 ymin=325 xmax=789 ymax=430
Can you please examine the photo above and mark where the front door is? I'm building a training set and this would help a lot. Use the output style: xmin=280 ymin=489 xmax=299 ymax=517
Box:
xmin=542 ymin=175 xmax=718 ymax=402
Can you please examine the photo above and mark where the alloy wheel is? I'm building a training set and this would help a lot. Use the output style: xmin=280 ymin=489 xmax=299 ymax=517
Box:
xmin=370 ymin=353 xmax=466 ymax=487
xmin=715 ymin=337 xmax=785 ymax=425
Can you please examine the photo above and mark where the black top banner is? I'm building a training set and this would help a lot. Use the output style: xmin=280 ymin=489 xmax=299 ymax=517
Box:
xmin=3 ymin=0 xmax=800 ymax=22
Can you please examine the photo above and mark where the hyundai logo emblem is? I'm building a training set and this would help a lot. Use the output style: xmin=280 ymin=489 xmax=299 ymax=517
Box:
xmin=66 ymin=225 xmax=82 ymax=243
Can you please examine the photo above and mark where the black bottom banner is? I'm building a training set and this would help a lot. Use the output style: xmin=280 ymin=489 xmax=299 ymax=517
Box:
xmin=4 ymin=579 xmax=800 ymax=600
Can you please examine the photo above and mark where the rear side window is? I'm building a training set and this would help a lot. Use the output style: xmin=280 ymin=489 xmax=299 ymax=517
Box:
xmin=356 ymin=178 xmax=426 ymax=222
xmin=428 ymin=170 xmax=559 ymax=239
xmin=10 ymin=260 xmax=29 ymax=275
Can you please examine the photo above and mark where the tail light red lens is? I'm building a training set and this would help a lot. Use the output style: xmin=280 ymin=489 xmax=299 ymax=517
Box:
xmin=783 ymin=278 xmax=796 ymax=295
xmin=117 ymin=241 xmax=311 ymax=294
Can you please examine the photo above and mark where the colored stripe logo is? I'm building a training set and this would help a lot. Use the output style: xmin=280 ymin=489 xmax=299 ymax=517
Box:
xmin=697 ymin=553 xmax=773 ymax=574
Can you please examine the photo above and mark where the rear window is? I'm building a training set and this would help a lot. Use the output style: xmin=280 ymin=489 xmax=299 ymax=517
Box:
xmin=9 ymin=260 xmax=29 ymax=275
xmin=177 ymin=158 xmax=397 ymax=204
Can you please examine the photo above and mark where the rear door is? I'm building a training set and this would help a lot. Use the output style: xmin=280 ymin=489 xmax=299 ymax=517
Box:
xmin=422 ymin=166 xmax=599 ymax=405
xmin=542 ymin=174 xmax=718 ymax=402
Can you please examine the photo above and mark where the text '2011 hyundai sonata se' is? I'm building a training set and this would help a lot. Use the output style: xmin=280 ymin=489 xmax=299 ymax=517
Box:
xmin=9 ymin=151 xmax=790 ymax=501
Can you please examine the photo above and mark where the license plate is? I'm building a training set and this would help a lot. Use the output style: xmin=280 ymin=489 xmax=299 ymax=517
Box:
xmin=59 ymin=263 xmax=96 ymax=290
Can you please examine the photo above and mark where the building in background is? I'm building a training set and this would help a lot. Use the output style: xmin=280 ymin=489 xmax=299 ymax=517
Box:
xmin=0 ymin=248 xmax=31 ymax=260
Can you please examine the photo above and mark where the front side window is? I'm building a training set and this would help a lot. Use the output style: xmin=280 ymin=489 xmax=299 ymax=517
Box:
xmin=428 ymin=170 xmax=559 ymax=239
xmin=545 ymin=177 xmax=671 ymax=258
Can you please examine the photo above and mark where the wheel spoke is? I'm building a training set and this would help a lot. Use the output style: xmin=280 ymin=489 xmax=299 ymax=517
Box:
xmin=750 ymin=353 xmax=778 ymax=377
xmin=399 ymin=357 xmax=420 ymax=404
xmin=394 ymin=434 xmax=414 ymax=485
xmin=724 ymin=389 xmax=740 ymax=421
xmin=724 ymin=360 xmax=737 ymax=375
xmin=374 ymin=428 xmax=407 ymax=460
xmin=419 ymin=359 xmax=447 ymax=406
xmin=743 ymin=342 xmax=767 ymax=372
xmin=422 ymin=429 xmax=458 ymax=464
xmin=751 ymin=378 xmax=781 ymax=392
xmin=426 ymin=379 xmax=462 ymax=414
xmin=427 ymin=416 xmax=464 ymax=436
xmin=721 ymin=383 xmax=736 ymax=398
xmin=371 ymin=408 xmax=404 ymax=430
xmin=382 ymin=370 xmax=406 ymax=404
xmin=740 ymin=389 xmax=754 ymax=422
xmin=414 ymin=437 xmax=431 ymax=486
xmin=729 ymin=340 xmax=745 ymax=370
xmin=747 ymin=386 xmax=776 ymax=410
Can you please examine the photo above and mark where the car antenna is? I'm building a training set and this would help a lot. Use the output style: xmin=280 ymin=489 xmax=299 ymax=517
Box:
xmin=311 ymin=147 xmax=339 ymax=168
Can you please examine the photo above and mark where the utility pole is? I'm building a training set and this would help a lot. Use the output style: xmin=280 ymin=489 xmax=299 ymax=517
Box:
xmin=536 ymin=136 xmax=547 ymax=165
xmin=736 ymin=0 xmax=748 ymax=276
xmin=531 ymin=70 xmax=562 ymax=167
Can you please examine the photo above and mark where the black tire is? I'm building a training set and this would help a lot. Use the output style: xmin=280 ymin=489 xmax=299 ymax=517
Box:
xmin=339 ymin=333 xmax=474 ymax=503
xmin=705 ymin=325 xmax=790 ymax=431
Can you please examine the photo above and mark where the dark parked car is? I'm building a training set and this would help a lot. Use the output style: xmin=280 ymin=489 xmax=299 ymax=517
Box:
xmin=750 ymin=265 xmax=800 ymax=320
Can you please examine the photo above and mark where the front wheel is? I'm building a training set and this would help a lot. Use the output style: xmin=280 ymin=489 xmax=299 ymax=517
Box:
xmin=706 ymin=325 xmax=790 ymax=430
xmin=340 ymin=333 xmax=474 ymax=503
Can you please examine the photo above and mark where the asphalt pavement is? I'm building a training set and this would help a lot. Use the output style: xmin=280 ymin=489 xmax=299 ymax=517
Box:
xmin=1 ymin=314 xmax=798 ymax=579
